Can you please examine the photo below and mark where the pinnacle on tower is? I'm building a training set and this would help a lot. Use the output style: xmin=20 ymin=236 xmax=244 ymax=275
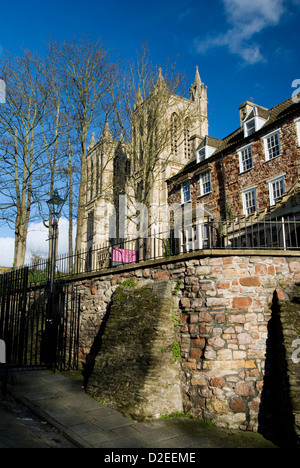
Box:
xmin=190 ymin=66 xmax=204 ymax=102
xmin=88 ymin=132 xmax=96 ymax=150
xmin=134 ymin=88 xmax=143 ymax=110
xmin=102 ymin=118 xmax=112 ymax=140
xmin=194 ymin=66 xmax=202 ymax=89
xmin=155 ymin=68 xmax=167 ymax=90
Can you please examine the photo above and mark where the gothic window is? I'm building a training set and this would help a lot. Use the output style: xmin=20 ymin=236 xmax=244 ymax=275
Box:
xmin=184 ymin=118 xmax=191 ymax=159
xmin=96 ymin=156 xmax=99 ymax=195
xmin=86 ymin=164 xmax=89 ymax=202
xmin=90 ymin=160 xmax=94 ymax=200
xmin=87 ymin=210 xmax=94 ymax=241
xmin=171 ymin=113 xmax=178 ymax=156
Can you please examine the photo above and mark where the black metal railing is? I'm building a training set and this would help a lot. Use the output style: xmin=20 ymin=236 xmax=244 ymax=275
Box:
xmin=19 ymin=215 xmax=300 ymax=284
xmin=0 ymin=268 xmax=80 ymax=371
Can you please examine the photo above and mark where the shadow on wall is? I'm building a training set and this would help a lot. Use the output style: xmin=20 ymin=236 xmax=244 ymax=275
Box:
xmin=258 ymin=290 xmax=298 ymax=448
xmin=82 ymin=298 xmax=113 ymax=392
xmin=81 ymin=279 xmax=182 ymax=420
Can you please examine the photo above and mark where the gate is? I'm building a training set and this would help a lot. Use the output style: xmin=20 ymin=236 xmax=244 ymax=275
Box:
xmin=0 ymin=267 xmax=80 ymax=371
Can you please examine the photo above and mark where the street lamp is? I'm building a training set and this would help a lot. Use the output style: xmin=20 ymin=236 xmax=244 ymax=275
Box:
xmin=47 ymin=189 xmax=65 ymax=294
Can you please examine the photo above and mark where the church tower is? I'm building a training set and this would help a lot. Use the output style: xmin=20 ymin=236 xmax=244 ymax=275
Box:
xmin=82 ymin=67 xmax=209 ymax=262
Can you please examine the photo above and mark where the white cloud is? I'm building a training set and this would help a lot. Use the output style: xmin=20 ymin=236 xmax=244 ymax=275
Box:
xmin=0 ymin=237 xmax=15 ymax=267
xmin=194 ymin=0 xmax=286 ymax=64
xmin=0 ymin=218 xmax=75 ymax=267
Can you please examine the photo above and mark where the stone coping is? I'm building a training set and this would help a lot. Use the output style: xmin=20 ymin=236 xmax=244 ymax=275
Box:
xmin=60 ymin=248 xmax=300 ymax=283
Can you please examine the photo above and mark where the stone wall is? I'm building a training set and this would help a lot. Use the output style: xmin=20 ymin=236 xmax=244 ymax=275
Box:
xmin=84 ymin=279 xmax=183 ymax=420
xmin=75 ymin=250 xmax=300 ymax=441
xmin=259 ymin=284 xmax=300 ymax=447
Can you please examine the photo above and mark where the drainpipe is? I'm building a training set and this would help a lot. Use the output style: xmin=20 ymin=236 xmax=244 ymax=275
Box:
xmin=221 ymin=152 xmax=227 ymax=222
xmin=282 ymin=216 xmax=287 ymax=250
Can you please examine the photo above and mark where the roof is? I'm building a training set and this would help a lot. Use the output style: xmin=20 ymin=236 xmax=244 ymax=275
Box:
xmin=197 ymin=135 xmax=222 ymax=150
xmin=244 ymin=105 xmax=270 ymax=122
xmin=168 ymin=94 xmax=300 ymax=183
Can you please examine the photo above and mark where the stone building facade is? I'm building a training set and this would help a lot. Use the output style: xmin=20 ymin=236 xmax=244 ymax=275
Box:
xmin=167 ymin=96 xmax=300 ymax=250
xmin=80 ymin=68 xmax=209 ymax=256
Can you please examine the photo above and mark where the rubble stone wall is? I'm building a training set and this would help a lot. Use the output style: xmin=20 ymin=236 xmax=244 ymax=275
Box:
xmin=76 ymin=250 xmax=300 ymax=438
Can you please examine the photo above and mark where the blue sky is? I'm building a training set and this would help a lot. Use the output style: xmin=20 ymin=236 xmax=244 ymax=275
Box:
xmin=0 ymin=0 xmax=300 ymax=265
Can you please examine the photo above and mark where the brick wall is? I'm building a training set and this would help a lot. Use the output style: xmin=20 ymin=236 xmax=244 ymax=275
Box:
xmin=76 ymin=250 xmax=300 ymax=441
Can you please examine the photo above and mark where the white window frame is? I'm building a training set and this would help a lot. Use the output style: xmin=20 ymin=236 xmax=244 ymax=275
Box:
xmin=244 ymin=118 xmax=256 ymax=137
xmin=199 ymin=170 xmax=211 ymax=197
xmin=267 ymin=174 xmax=286 ymax=206
xmin=295 ymin=118 xmax=300 ymax=146
xmin=181 ymin=180 xmax=191 ymax=204
xmin=241 ymin=186 xmax=257 ymax=216
xmin=196 ymin=145 xmax=216 ymax=163
xmin=238 ymin=144 xmax=253 ymax=173
xmin=197 ymin=147 xmax=206 ymax=163
xmin=263 ymin=129 xmax=281 ymax=161
xmin=243 ymin=106 xmax=267 ymax=137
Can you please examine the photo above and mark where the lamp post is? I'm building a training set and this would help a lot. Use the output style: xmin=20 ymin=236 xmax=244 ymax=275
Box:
xmin=47 ymin=189 xmax=65 ymax=294
xmin=45 ymin=189 xmax=65 ymax=369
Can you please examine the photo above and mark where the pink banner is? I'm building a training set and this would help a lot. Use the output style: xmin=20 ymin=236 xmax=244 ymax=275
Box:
xmin=112 ymin=248 xmax=138 ymax=264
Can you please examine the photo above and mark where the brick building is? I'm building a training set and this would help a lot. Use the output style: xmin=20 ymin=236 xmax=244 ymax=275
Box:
xmin=167 ymin=96 xmax=300 ymax=250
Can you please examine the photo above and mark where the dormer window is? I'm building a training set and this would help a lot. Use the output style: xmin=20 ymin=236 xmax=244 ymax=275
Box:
xmin=197 ymin=148 xmax=206 ymax=163
xmin=196 ymin=137 xmax=221 ymax=164
xmin=245 ymin=119 xmax=256 ymax=136
xmin=243 ymin=105 xmax=268 ymax=137
xmin=196 ymin=145 xmax=216 ymax=163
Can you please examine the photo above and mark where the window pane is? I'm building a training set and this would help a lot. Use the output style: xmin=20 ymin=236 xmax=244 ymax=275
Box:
xmin=267 ymin=133 xmax=280 ymax=159
xmin=240 ymin=146 xmax=253 ymax=172
xmin=200 ymin=171 xmax=211 ymax=195
xmin=182 ymin=182 xmax=191 ymax=203
xmin=271 ymin=178 xmax=284 ymax=204
xmin=246 ymin=119 xmax=255 ymax=135
xmin=198 ymin=148 xmax=206 ymax=162
xmin=244 ymin=190 xmax=256 ymax=215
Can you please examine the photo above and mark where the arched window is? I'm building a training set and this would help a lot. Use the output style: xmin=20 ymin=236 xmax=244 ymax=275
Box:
xmin=184 ymin=118 xmax=191 ymax=159
xmin=90 ymin=159 xmax=94 ymax=200
xmin=171 ymin=113 xmax=178 ymax=156
xmin=96 ymin=156 xmax=99 ymax=195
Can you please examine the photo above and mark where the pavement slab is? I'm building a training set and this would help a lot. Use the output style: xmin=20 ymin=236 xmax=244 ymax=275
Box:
xmin=1 ymin=368 xmax=278 ymax=449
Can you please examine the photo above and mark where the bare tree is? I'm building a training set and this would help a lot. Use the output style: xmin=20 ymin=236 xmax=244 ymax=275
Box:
xmin=0 ymin=51 xmax=54 ymax=267
xmin=112 ymin=46 xmax=194 ymax=240
xmin=47 ymin=37 xmax=116 ymax=255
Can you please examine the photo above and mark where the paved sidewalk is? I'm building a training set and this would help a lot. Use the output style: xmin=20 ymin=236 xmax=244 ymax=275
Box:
xmin=4 ymin=369 xmax=277 ymax=449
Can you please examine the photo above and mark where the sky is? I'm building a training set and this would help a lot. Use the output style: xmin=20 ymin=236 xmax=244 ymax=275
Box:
xmin=0 ymin=0 xmax=300 ymax=266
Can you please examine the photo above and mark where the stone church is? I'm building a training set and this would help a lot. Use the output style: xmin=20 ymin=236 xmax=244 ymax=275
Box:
xmin=81 ymin=67 xmax=209 ymax=262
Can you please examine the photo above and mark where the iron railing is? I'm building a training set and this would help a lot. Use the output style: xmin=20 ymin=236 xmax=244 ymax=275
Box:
xmin=0 ymin=268 xmax=80 ymax=370
xmin=18 ymin=215 xmax=300 ymax=284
